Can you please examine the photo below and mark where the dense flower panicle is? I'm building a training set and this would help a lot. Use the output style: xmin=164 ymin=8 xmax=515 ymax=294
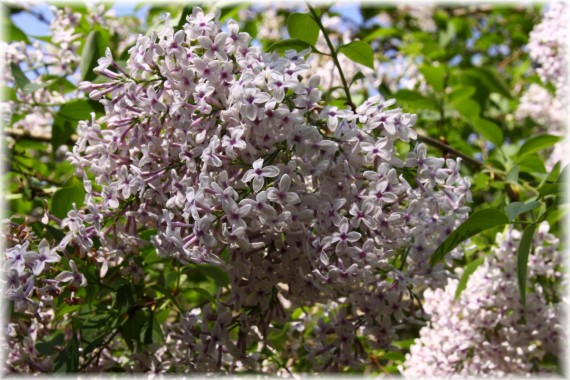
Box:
xmin=402 ymin=223 xmax=563 ymax=377
xmin=516 ymin=2 xmax=568 ymax=169
xmin=527 ymin=2 xmax=569 ymax=92
xmin=1 ymin=220 xmax=87 ymax=372
xmin=63 ymin=7 xmax=472 ymax=371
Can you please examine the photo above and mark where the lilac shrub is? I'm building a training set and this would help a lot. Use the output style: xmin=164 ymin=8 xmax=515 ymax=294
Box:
xmin=63 ymin=7 xmax=472 ymax=371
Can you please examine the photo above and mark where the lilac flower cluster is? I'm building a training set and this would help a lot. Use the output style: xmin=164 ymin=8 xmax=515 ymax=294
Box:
xmin=2 ymin=221 xmax=86 ymax=371
xmin=402 ymin=222 xmax=563 ymax=376
xmin=68 ymin=7 xmax=470 ymax=370
xmin=516 ymin=2 xmax=568 ymax=169
xmin=527 ymin=2 xmax=569 ymax=92
xmin=1 ymin=5 xmax=139 ymax=137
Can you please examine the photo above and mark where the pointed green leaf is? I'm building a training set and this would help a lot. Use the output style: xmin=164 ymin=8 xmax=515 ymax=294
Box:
xmin=338 ymin=40 xmax=375 ymax=70
xmin=504 ymin=201 xmax=541 ymax=221
xmin=517 ymin=223 xmax=537 ymax=307
xmin=10 ymin=62 xmax=30 ymax=90
xmin=517 ymin=134 xmax=564 ymax=158
xmin=287 ymin=13 xmax=320 ymax=46
xmin=53 ymin=332 xmax=79 ymax=372
xmin=447 ymin=85 xmax=476 ymax=103
xmin=430 ymin=209 xmax=510 ymax=266
xmin=80 ymin=30 xmax=109 ymax=81
xmin=454 ymin=257 xmax=485 ymax=300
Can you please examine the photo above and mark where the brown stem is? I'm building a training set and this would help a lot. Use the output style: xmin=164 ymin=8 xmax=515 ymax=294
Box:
xmin=416 ymin=132 xmax=483 ymax=169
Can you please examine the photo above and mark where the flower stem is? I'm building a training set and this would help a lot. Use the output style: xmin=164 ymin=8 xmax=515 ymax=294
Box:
xmin=307 ymin=4 xmax=356 ymax=111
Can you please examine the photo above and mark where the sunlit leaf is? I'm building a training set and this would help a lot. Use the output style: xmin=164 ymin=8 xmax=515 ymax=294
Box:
xmin=454 ymin=257 xmax=485 ymax=300
xmin=338 ymin=40 xmax=375 ymax=69
xmin=287 ymin=13 xmax=320 ymax=46
xmin=504 ymin=201 xmax=540 ymax=221
xmin=471 ymin=117 xmax=503 ymax=146
xmin=517 ymin=223 xmax=536 ymax=307
xmin=430 ymin=209 xmax=510 ymax=266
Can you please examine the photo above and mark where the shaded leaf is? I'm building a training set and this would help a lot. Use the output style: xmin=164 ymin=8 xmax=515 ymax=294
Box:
xmin=36 ymin=331 xmax=65 ymax=355
xmin=50 ymin=177 xmax=86 ymax=219
xmin=195 ymin=265 xmax=230 ymax=287
xmin=53 ymin=332 xmax=79 ymax=372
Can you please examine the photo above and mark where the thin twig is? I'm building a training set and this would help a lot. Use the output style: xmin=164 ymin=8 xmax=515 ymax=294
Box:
xmin=3 ymin=128 xmax=77 ymax=144
xmin=416 ymin=132 xmax=483 ymax=169
xmin=307 ymin=4 xmax=356 ymax=111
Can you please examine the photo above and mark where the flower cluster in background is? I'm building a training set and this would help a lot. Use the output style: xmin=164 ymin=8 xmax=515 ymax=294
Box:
xmin=402 ymin=223 xmax=563 ymax=376
xmin=516 ymin=2 xmax=568 ymax=168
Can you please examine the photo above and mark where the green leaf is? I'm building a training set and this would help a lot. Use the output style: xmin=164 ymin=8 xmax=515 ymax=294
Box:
xmin=517 ymin=223 xmax=537 ymax=307
xmin=6 ymin=22 xmax=30 ymax=43
xmin=338 ymin=40 xmax=375 ymax=70
xmin=80 ymin=30 xmax=108 ymax=81
xmin=517 ymin=154 xmax=546 ymax=175
xmin=451 ymin=98 xmax=481 ymax=118
xmin=36 ymin=331 xmax=65 ymax=355
xmin=2 ymin=86 xmax=18 ymax=101
xmin=447 ymin=86 xmax=476 ymax=103
xmin=455 ymin=257 xmax=485 ymax=300
xmin=287 ymin=13 xmax=320 ymax=46
xmin=266 ymin=39 xmax=315 ymax=54
xmin=505 ymin=165 xmax=519 ymax=184
xmin=54 ymin=332 xmax=79 ymax=372
xmin=504 ymin=201 xmax=540 ymax=221
xmin=419 ymin=64 xmax=446 ymax=92
xmin=471 ymin=117 xmax=503 ymax=146
xmin=22 ymin=78 xmax=59 ymax=95
xmin=120 ymin=309 xmax=147 ymax=349
xmin=142 ymin=311 xmax=164 ymax=344
xmin=176 ymin=6 xmax=192 ymax=31
xmin=463 ymin=67 xmax=512 ymax=99
xmin=538 ymin=183 xmax=564 ymax=198
xmin=80 ymin=31 xmax=100 ymax=81
xmin=394 ymin=89 xmax=438 ymax=110
xmin=364 ymin=27 xmax=400 ymax=41
xmin=50 ymin=177 xmax=86 ymax=219
xmin=29 ymin=34 xmax=53 ymax=43
xmin=195 ymin=265 xmax=230 ymax=287
xmin=430 ymin=209 xmax=510 ymax=266
xmin=52 ymin=99 xmax=102 ymax=151
xmin=517 ymin=134 xmax=563 ymax=158
xmin=10 ymin=62 xmax=30 ymax=90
